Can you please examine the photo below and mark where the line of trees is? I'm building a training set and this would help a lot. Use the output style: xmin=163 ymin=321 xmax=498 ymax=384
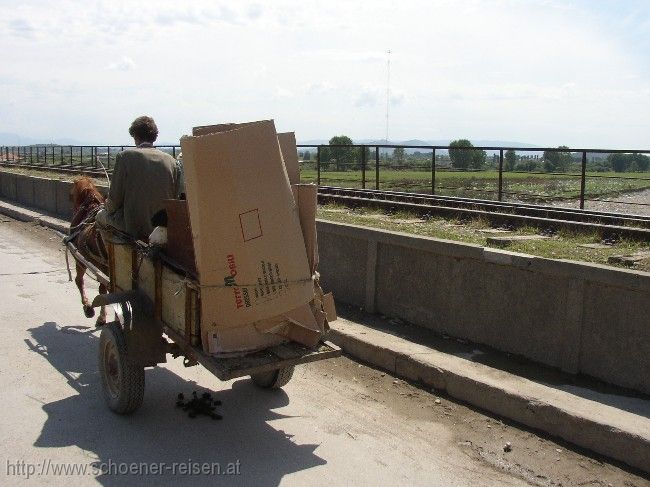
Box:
xmin=607 ymin=153 xmax=650 ymax=172
xmin=299 ymin=136 xmax=650 ymax=174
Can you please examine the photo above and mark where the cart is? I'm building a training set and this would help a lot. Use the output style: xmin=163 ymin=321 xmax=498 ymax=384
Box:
xmin=66 ymin=237 xmax=341 ymax=414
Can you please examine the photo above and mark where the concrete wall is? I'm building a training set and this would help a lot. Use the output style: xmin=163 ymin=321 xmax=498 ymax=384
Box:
xmin=0 ymin=171 xmax=106 ymax=220
xmin=1 ymin=170 xmax=648 ymax=393
xmin=316 ymin=220 xmax=650 ymax=394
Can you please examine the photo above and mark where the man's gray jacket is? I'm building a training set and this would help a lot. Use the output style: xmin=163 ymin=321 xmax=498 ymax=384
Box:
xmin=104 ymin=145 xmax=181 ymax=240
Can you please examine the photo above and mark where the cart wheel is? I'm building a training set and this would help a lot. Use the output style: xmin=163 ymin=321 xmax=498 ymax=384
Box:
xmin=98 ymin=322 xmax=145 ymax=414
xmin=250 ymin=366 xmax=295 ymax=389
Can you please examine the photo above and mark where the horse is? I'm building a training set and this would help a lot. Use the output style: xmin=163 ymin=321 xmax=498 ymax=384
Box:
xmin=68 ymin=177 xmax=109 ymax=326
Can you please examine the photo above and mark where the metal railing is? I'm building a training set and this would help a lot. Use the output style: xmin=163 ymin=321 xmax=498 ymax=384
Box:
xmin=1 ymin=143 xmax=649 ymax=212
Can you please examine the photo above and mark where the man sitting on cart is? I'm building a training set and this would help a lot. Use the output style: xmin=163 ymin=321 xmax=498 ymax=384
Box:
xmin=96 ymin=116 xmax=181 ymax=242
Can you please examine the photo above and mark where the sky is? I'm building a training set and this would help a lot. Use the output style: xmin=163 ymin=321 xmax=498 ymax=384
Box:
xmin=1 ymin=0 xmax=649 ymax=148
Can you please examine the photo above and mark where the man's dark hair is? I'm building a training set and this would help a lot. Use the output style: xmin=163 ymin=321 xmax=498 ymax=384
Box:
xmin=129 ymin=116 xmax=158 ymax=143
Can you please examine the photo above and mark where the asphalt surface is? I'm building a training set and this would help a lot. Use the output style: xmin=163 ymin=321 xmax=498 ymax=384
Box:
xmin=0 ymin=217 xmax=647 ymax=486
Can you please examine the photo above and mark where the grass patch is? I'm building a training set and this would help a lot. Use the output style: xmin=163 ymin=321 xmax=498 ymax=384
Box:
xmin=303 ymin=169 xmax=650 ymax=203
xmin=318 ymin=204 xmax=650 ymax=272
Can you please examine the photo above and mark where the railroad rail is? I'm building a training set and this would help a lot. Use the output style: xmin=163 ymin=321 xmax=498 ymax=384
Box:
xmin=0 ymin=161 xmax=109 ymax=178
xmin=2 ymin=158 xmax=650 ymax=240
xmin=317 ymin=186 xmax=650 ymax=241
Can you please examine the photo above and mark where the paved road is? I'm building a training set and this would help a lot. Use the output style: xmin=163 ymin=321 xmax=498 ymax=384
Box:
xmin=0 ymin=218 xmax=646 ymax=486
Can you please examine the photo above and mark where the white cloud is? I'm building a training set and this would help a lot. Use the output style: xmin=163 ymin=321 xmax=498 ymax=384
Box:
xmin=8 ymin=18 xmax=36 ymax=38
xmin=106 ymin=56 xmax=136 ymax=72
xmin=307 ymin=81 xmax=335 ymax=95
xmin=354 ymin=89 xmax=378 ymax=108
xmin=247 ymin=3 xmax=263 ymax=20
xmin=274 ymin=87 xmax=294 ymax=99
xmin=0 ymin=0 xmax=648 ymax=147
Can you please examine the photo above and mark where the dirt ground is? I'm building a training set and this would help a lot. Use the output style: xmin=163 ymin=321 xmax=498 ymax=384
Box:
xmin=546 ymin=188 xmax=650 ymax=217
xmin=306 ymin=357 xmax=649 ymax=487
xmin=1 ymin=216 xmax=648 ymax=486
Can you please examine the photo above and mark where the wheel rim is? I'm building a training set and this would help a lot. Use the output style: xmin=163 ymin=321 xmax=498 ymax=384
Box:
xmin=102 ymin=339 xmax=121 ymax=398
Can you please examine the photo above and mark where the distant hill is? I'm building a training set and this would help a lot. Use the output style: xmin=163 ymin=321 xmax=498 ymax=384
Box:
xmin=298 ymin=138 xmax=541 ymax=156
xmin=299 ymin=137 xmax=538 ymax=148
xmin=0 ymin=132 xmax=85 ymax=146
xmin=0 ymin=133 xmax=40 ymax=145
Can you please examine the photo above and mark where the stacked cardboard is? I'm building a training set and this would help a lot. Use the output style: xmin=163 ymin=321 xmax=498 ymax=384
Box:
xmin=180 ymin=120 xmax=334 ymax=355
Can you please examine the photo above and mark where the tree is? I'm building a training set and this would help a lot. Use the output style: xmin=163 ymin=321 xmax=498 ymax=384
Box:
xmin=393 ymin=147 xmax=405 ymax=165
xmin=448 ymin=139 xmax=474 ymax=170
xmin=632 ymin=153 xmax=650 ymax=172
xmin=542 ymin=145 xmax=572 ymax=172
xmin=504 ymin=149 xmax=516 ymax=171
xmin=331 ymin=135 xmax=355 ymax=171
xmin=606 ymin=153 xmax=650 ymax=172
xmin=471 ymin=149 xmax=487 ymax=169
xmin=448 ymin=139 xmax=486 ymax=170
xmin=608 ymin=153 xmax=628 ymax=172
xmin=320 ymin=135 xmax=356 ymax=171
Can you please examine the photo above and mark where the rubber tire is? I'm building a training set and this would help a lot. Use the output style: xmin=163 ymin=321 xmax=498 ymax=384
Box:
xmin=98 ymin=322 xmax=145 ymax=414
xmin=250 ymin=366 xmax=295 ymax=389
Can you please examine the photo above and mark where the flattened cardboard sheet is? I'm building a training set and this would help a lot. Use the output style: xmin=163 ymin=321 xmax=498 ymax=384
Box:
xmin=291 ymin=184 xmax=319 ymax=274
xmin=277 ymin=132 xmax=300 ymax=185
xmin=181 ymin=120 xmax=313 ymax=353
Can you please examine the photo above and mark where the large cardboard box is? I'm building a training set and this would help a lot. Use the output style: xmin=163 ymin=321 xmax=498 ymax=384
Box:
xmin=180 ymin=120 xmax=314 ymax=354
xmin=277 ymin=132 xmax=300 ymax=185
xmin=291 ymin=184 xmax=319 ymax=274
xmin=193 ymin=124 xmax=300 ymax=186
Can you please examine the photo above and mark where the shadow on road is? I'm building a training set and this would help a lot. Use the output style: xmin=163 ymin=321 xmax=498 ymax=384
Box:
xmin=25 ymin=321 xmax=326 ymax=486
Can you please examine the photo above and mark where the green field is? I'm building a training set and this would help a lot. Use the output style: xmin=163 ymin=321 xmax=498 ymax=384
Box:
xmin=301 ymin=169 xmax=650 ymax=203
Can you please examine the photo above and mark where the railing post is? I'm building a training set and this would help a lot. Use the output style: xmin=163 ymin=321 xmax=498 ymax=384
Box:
xmin=107 ymin=147 xmax=111 ymax=169
xmin=375 ymin=146 xmax=380 ymax=190
xmin=498 ymin=149 xmax=504 ymax=201
xmin=70 ymin=146 xmax=73 ymax=165
xmin=431 ymin=148 xmax=436 ymax=195
xmin=580 ymin=151 xmax=587 ymax=210
xmin=361 ymin=145 xmax=366 ymax=189
xmin=316 ymin=146 xmax=321 ymax=186
xmin=172 ymin=146 xmax=176 ymax=158
xmin=60 ymin=146 xmax=63 ymax=165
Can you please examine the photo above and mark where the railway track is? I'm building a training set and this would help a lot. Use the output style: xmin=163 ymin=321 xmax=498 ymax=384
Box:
xmin=318 ymin=186 xmax=650 ymax=241
xmin=2 ymin=162 xmax=649 ymax=240
xmin=0 ymin=162 xmax=109 ymax=178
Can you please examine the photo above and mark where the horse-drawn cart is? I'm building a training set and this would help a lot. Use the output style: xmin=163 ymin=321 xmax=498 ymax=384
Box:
xmin=65 ymin=237 xmax=341 ymax=415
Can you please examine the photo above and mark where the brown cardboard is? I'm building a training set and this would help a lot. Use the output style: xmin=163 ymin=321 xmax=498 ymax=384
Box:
xmin=250 ymin=185 xmax=329 ymax=348
xmin=195 ymin=127 xmax=301 ymax=188
xmin=322 ymin=292 xmax=337 ymax=322
xmin=163 ymin=199 xmax=197 ymax=276
xmin=277 ymin=132 xmax=300 ymax=185
xmin=192 ymin=122 xmax=260 ymax=137
xmin=180 ymin=120 xmax=314 ymax=354
xmin=291 ymin=184 xmax=319 ymax=274
xmin=254 ymin=303 xmax=322 ymax=348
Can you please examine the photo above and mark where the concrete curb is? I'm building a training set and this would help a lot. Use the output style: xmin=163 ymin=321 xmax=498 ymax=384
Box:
xmin=0 ymin=198 xmax=68 ymax=234
xmin=2 ymin=198 xmax=648 ymax=473
xmin=328 ymin=319 xmax=650 ymax=474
